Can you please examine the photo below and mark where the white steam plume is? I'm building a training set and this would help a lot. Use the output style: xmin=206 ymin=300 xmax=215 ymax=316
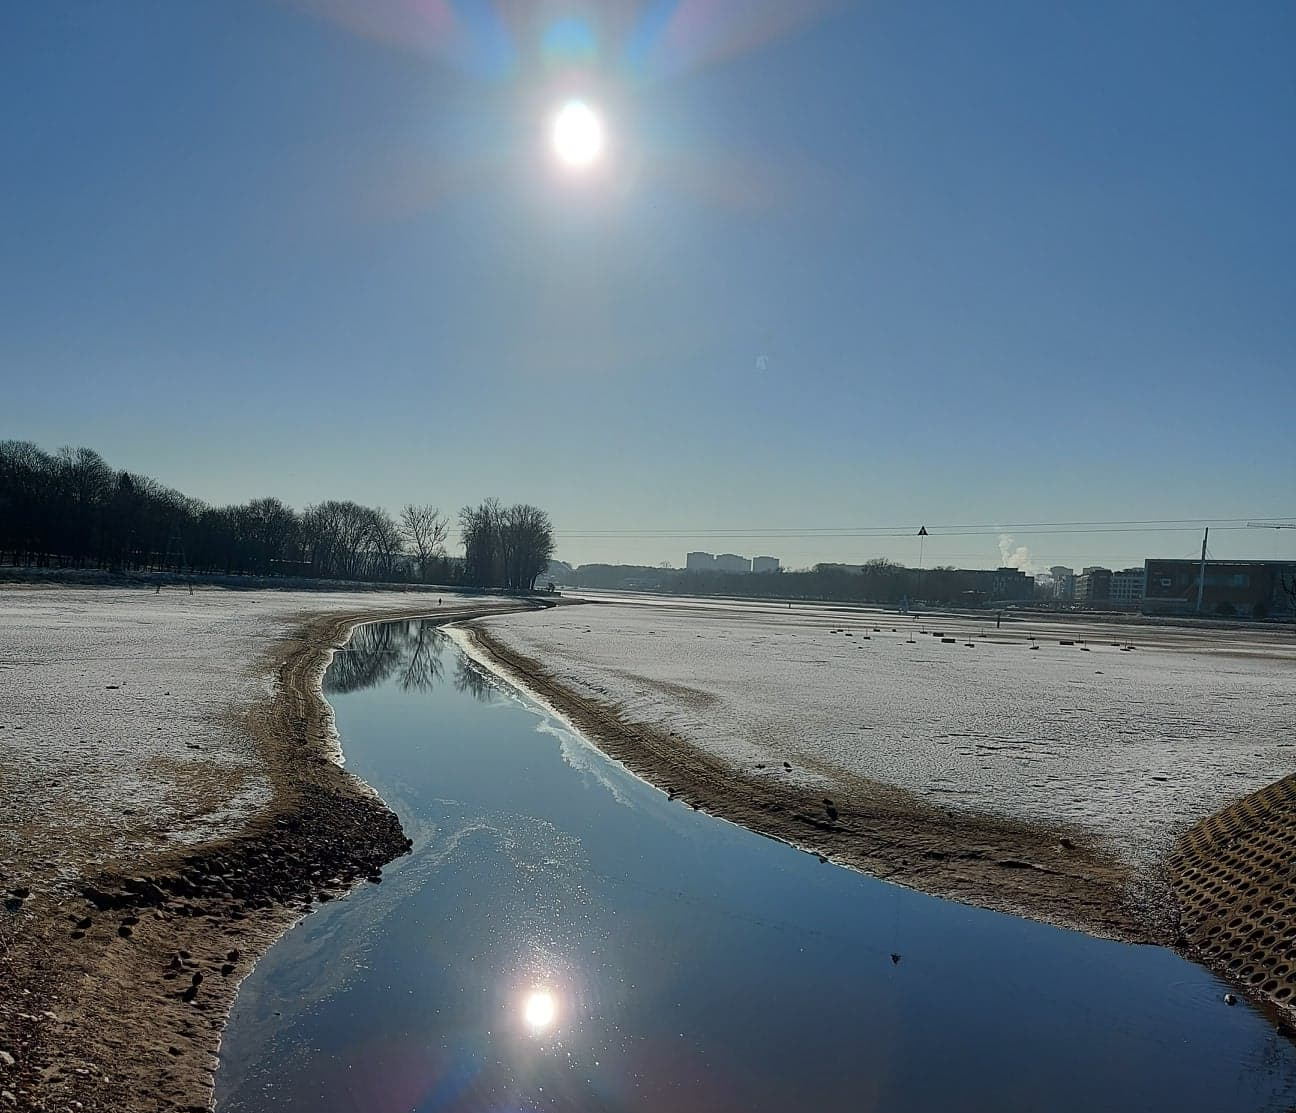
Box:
xmin=998 ymin=533 xmax=1035 ymax=573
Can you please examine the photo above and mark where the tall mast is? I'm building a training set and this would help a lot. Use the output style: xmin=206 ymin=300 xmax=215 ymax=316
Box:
xmin=1196 ymin=527 xmax=1209 ymax=614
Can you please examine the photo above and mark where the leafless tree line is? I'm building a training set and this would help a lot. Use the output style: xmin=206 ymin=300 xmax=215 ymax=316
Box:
xmin=0 ymin=441 xmax=547 ymax=592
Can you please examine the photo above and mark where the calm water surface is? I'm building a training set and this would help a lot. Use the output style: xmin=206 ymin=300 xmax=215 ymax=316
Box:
xmin=216 ymin=619 xmax=1296 ymax=1113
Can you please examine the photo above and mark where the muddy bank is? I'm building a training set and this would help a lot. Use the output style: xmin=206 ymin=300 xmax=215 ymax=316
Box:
xmin=462 ymin=624 xmax=1168 ymax=945
xmin=0 ymin=602 xmax=535 ymax=1113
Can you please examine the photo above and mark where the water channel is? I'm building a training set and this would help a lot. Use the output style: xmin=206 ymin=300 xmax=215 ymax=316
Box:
xmin=216 ymin=618 xmax=1296 ymax=1112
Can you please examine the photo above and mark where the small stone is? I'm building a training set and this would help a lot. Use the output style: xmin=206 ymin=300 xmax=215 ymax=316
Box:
xmin=220 ymin=964 xmax=235 ymax=977
xmin=226 ymin=949 xmax=240 ymax=963
xmin=0 ymin=1050 xmax=13 ymax=1067
xmin=1 ymin=1090 xmax=15 ymax=1106
xmin=190 ymin=972 xmax=203 ymax=986
xmin=76 ymin=916 xmax=92 ymax=929
xmin=117 ymin=925 xmax=132 ymax=938
xmin=8 ymin=888 xmax=29 ymax=901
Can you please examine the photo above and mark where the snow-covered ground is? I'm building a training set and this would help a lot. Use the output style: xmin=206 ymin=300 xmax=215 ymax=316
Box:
xmin=478 ymin=598 xmax=1296 ymax=868
xmin=0 ymin=587 xmax=501 ymax=890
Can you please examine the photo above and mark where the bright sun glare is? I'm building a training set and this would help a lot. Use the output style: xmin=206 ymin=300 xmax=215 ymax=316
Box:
xmin=523 ymin=989 xmax=558 ymax=1031
xmin=552 ymin=100 xmax=603 ymax=169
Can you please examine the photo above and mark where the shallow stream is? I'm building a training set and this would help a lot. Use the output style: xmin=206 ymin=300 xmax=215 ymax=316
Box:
xmin=215 ymin=618 xmax=1296 ymax=1112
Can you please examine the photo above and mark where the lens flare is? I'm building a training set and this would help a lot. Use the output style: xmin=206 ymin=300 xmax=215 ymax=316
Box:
xmin=551 ymin=101 xmax=604 ymax=169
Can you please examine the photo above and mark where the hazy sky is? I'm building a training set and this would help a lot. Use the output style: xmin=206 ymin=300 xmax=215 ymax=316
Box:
xmin=4 ymin=1 xmax=1294 ymax=571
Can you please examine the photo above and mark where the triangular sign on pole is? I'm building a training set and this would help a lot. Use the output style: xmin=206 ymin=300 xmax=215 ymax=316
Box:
xmin=917 ymin=526 xmax=928 ymax=536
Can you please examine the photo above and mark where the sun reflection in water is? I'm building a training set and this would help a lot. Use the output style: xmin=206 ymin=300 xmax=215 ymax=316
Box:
xmin=522 ymin=989 xmax=558 ymax=1032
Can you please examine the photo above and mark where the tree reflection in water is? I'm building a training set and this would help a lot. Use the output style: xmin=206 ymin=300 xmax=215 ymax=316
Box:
xmin=324 ymin=620 xmax=493 ymax=699
xmin=453 ymin=654 xmax=495 ymax=702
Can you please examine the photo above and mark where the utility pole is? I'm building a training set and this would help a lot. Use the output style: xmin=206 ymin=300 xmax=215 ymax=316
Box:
xmin=917 ymin=525 xmax=927 ymax=606
xmin=1196 ymin=527 xmax=1208 ymax=615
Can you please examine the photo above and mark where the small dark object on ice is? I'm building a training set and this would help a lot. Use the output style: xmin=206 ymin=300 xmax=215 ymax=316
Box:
xmin=891 ymin=953 xmax=902 ymax=965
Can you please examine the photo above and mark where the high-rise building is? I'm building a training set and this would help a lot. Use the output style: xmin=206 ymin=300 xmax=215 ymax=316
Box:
xmin=715 ymin=553 xmax=752 ymax=573
xmin=685 ymin=551 xmax=716 ymax=572
xmin=1049 ymin=566 xmax=1075 ymax=601
xmin=752 ymin=556 xmax=780 ymax=574
xmin=1109 ymin=568 xmax=1146 ymax=608
xmin=1073 ymin=567 xmax=1112 ymax=606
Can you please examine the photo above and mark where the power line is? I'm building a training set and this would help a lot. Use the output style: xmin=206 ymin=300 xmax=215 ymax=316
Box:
xmin=544 ymin=525 xmax=1279 ymax=540
xmin=440 ymin=516 xmax=1294 ymax=540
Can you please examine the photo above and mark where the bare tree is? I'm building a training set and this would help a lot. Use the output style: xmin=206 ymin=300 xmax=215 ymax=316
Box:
xmin=459 ymin=498 xmax=504 ymax=587
xmin=401 ymin=504 xmax=449 ymax=582
xmin=501 ymin=503 xmax=554 ymax=591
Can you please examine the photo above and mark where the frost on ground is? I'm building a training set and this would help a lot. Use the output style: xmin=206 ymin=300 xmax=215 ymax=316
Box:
xmin=0 ymin=586 xmax=494 ymax=894
xmin=478 ymin=598 xmax=1296 ymax=871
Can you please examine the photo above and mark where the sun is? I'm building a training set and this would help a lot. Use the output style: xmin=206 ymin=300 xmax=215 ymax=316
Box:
xmin=522 ymin=989 xmax=558 ymax=1031
xmin=551 ymin=100 xmax=604 ymax=169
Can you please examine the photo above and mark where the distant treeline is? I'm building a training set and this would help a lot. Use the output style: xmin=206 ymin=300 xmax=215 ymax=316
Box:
xmin=0 ymin=441 xmax=553 ymax=591
xmin=560 ymin=561 xmax=1023 ymax=607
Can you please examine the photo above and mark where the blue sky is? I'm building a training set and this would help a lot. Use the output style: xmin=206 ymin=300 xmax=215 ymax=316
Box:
xmin=3 ymin=1 xmax=1293 ymax=570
